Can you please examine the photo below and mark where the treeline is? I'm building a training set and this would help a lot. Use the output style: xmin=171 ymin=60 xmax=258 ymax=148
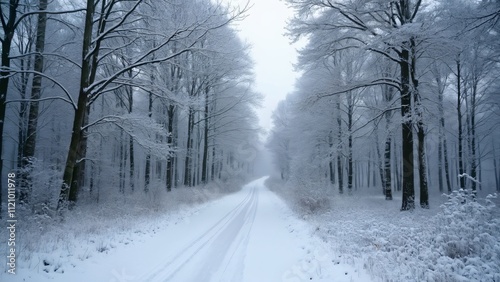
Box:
xmin=268 ymin=0 xmax=500 ymax=210
xmin=0 ymin=0 xmax=260 ymax=215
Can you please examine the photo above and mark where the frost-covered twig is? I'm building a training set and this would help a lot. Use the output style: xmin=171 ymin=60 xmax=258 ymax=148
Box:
xmin=458 ymin=173 xmax=481 ymax=184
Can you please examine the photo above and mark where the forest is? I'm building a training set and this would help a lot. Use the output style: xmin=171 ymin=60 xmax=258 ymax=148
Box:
xmin=269 ymin=0 xmax=500 ymax=210
xmin=0 ymin=0 xmax=261 ymax=216
xmin=0 ymin=0 xmax=500 ymax=281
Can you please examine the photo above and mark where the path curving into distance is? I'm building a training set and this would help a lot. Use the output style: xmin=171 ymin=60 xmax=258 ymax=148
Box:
xmin=8 ymin=176 xmax=372 ymax=281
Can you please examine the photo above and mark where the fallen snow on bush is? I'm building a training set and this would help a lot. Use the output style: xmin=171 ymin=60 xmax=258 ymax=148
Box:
xmin=267 ymin=178 xmax=500 ymax=282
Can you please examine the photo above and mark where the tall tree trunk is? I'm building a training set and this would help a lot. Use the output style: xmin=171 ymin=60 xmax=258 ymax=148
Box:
xmin=336 ymin=98 xmax=343 ymax=194
xmin=119 ymin=130 xmax=125 ymax=194
xmin=469 ymin=80 xmax=478 ymax=193
xmin=383 ymin=84 xmax=394 ymax=200
xmin=438 ymin=133 xmax=444 ymax=193
xmin=367 ymin=150 xmax=371 ymax=187
xmin=144 ymin=90 xmax=153 ymax=193
xmin=400 ymin=46 xmax=415 ymax=211
xmin=477 ymin=141 xmax=482 ymax=190
xmin=329 ymin=132 xmax=335 ymax=185
xmin=16 ymin=53 xmax=31 ymax=200
xmin=416 ymin=112 xmax=428 ymax=208
xmin=184 ymin=108 xmax=194 ymax=186
xmin=375 ymin=128 xmax=386 ymax=195
xmin=89 ymin=158 xmax=95 ymax=197
xmin=173 ymin=108 xmax=179 ymax=188
xmin=195 ymin=121 xmax=201 ymax=186
xmin=17 ymin=40 xmax=33 ymax=171
xmin=20 ymin=0 xmax=49 ymax=204
xmin=443 ymin=135 xmax=452 ymax=193
xmin=69 ymin=0 xmax=112 ymax=203
xmin=0 ymin=0 xmax=21 ymax=217
xmin=201 ymin=87 xmax=209 ymax=184
xmin=411 ymin=39 xmax=428 ymax=208
xmin=57 ymin=0 xmax=95 ymax=209
xmin=436 ymin=71 xmax=453 ymax=193
xmin=347 ymin=92 xmax=353 ymax=194
xmin=211 ymin=145 xmax=216 ymax=181
xmin=69 ymin=105 xmax=90 ymax=201
xmin=457 ymin=59 xmax=465 ymax=190
xmin=394 ymin=142 xmax=401 ymax=192
xmin=384 ymin=135 xmax=393 ymax=200
xmin=166 ymin=105 xmax=175 ymax=191
xmin=127 ymin=77 xmax=134 ymax=192
xmin=494 ymin=143 xmax=499 ymax=192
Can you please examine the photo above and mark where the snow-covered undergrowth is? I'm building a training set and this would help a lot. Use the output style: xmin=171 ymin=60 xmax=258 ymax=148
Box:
xmin=267 ymin=177 xmax=500 ymax=282
xmin=0 ymin=178 xmax=245 ymax=275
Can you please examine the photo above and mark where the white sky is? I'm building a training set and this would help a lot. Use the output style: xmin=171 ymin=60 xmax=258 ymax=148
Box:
xmin=227 ymin=0 xmax=302 ymax=136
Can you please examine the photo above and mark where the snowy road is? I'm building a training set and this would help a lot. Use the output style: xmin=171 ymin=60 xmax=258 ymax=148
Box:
xmin=7 ymin=176 xmax=372 ymax=282
xmin=133 ymin=176 xmax=305 ymax=282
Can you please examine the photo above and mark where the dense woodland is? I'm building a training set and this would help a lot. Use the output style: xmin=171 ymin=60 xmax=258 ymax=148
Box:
xmin=0 ymin=0 xmax=261 ymax=216
xmin=1 ymin=1 xmax=499 ymax=280
xmin=269 ymin=0 xmax=500 ymax=210
xmin=1 ymin=0 xmax=500 ymax=218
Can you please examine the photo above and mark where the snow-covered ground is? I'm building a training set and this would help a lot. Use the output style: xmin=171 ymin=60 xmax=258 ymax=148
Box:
xmin=267 ymin=178 xmax=500 ymax=282
xmin=0 ymin=177 xmax=373 ymax=281
xmin=4 ymin=176 xmax=497 ymax=281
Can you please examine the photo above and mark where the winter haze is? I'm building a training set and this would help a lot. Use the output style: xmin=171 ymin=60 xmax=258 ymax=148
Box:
xmin=0 ymin=1 xmax=499 ymax=282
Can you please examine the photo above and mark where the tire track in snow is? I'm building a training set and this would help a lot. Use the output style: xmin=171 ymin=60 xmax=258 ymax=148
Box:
xmin=200 ymin=185 xmax=258 ymax=282
xmin=137 ymin=186 xmax=258 ymax=282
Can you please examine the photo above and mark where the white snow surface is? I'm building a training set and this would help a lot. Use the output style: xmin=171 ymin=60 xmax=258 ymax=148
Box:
xmin=1 ymin=176 xmax=373 ymax=282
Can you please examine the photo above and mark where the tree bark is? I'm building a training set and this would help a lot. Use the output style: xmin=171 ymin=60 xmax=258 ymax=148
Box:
xmin=329 ymin=132 xmax=335 ymax=185
xmin=383 ymin=83 xmax=394 ymax=200
xmin=394 ymin=142 xmax=401 ymax=192
xmin=20 ymin=0 xmax=49 ymax=203
xmin=16 ymin=26 xmax=34 ymax=172
xmin=347 ymin=91 xmax=353 ymax=194
xmin=384 ymin=135 xmax=392 ymax=200
xmin=0 ymin=0 xmax=22 ymax=216
xmin=336 ymin=98 xmax=343 ymax=194
xmin=400 ymin=46 xmax=415 ymax=211
xmin=166 ymin=105 xmax=175 ymax=191
xmin=494 ymin=144 xmax=499 ymax=192
xmin=57 ymin=0 xmax=95 ymax=210
xmin=367 ymin=150 xmax=371 ymax=187
xmin=457 ymin=59 xmax=465 ymax=190
xmin=411 ymin=39 xmax=428 ymax=209
xmin=469 ymin=78 xmax=478 ymax=192
xmin=119 ymin=130 xmax=125 ymax=194
xmin=126 ymin=72 xmax=134 ymax=192
xmin=184 ymin=108 xmax=194 ymax=186
xmin=144 ymin=89 xmax=153 ymax=193
xmin=375 ymin=128 xmax=385 ymax=195
xmin=16 ymin=45 xmax=32 ymax=201
xmin=436 ymin=71 xmax=452 ymax=193
xmin=201 ymin=87 xmax=210 ymax=184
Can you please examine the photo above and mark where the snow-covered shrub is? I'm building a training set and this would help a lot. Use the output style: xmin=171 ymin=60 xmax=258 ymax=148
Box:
xmin=361 ymin=190 xmax=500 ymax=282
xmin=430 ymin=190 xmax=500 ymax=281
xmin=266 ymin=176 xmax=332 ymax=217
xmin=18 ymin=158 xmax=62 ymax=214
xmin=272 ymin=178 xmax=500 ymax=282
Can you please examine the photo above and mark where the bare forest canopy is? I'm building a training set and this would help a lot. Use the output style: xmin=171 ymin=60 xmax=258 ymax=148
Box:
xmin=0 ymin=0 xmax=261 ymax=215
xmin=268 ymin=0 xmax=500 ymax=210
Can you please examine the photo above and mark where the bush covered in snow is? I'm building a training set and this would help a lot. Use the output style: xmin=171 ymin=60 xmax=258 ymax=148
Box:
xmin=340 ymin=190 xmax=499 ymax=282
xmin=429 ymin=191 xmax=500 ymax=281
xmin=265 ymin=177 xmax=332 ymax=217
xmin=268 ymin=176 xmax=500 ymax=282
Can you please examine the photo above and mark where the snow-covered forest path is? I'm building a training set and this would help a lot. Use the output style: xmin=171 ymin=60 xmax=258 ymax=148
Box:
xmin=8 ymin=177 xmax=371 ymax=282
xmin=133 ymin=176 xmax=305 ymax=282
